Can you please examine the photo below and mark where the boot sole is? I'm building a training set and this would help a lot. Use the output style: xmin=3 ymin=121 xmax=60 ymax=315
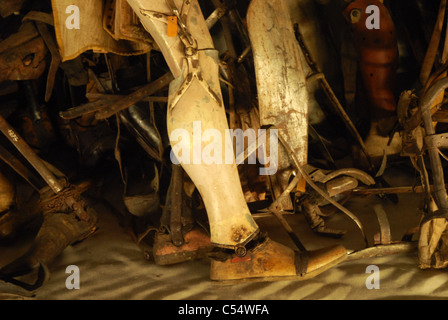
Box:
xmin=210 ymin=252 xmax=348 ymax=285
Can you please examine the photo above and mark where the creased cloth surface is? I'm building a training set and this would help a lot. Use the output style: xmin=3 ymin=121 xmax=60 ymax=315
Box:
xmin=2 ymin=169 xmax=448 ymax=300
xmin=419 ymin=218 xmax=448 ymax=269
xmin=51 ymin=0 xmax=152 ymax=61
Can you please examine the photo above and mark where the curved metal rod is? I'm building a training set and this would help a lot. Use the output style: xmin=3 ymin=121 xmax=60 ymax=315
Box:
xmin=277 ymin=131 xmax=368 ymax=247
xmin=347 ymin=242 xmax=417 ymax=261
xmin=320 ymin=168 xmax=375 ymax=185
xmin=420 ymin=77 xmax=448 ymax=212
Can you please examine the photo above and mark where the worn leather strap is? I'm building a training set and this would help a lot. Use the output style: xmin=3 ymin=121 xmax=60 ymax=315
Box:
xmin=294 ymin=251 xmax=309 ymax=277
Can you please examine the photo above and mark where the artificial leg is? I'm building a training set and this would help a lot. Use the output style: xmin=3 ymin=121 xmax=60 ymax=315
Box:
xmin=129 ymin=0 xmax=347 ymax=281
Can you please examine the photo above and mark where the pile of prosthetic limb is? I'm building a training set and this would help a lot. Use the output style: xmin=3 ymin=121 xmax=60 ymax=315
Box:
xmin=0 ymin=0 xmax=447 ymax=294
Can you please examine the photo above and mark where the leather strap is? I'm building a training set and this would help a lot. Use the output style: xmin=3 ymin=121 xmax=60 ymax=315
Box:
xmin=294 ymin=251 xmax=309 ymax=277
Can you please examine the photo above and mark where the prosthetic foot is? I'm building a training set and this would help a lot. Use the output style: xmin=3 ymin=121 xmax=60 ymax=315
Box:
xmin=210 ymin=233 xmax=347 ymax=282
xmin=153 ymin=226 xmax=212 ymax=265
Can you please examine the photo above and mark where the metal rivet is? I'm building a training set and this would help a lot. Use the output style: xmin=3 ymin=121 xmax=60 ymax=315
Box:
xmin=350 ymin=9 xmax=362 ymax=23
xmin=235 ymin=246 xmax=247 ymax=257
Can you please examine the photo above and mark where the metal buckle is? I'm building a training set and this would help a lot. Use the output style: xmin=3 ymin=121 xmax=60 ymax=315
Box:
xmin=140 ymin=0 xmax=222 ymax=112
